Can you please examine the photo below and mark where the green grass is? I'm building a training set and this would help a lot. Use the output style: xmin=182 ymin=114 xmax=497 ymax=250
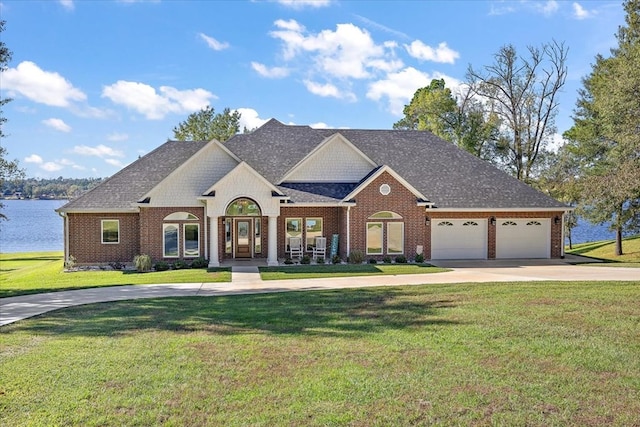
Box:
xmin=566 ymin=235 xmax=640 ymax=267
xmin=1 ymin=281 xmax=639 ymax=426
xmin=0 ymin=252 xmax=231 ymax=298
xmin=259 ymin=263 xmax=448 ymax=280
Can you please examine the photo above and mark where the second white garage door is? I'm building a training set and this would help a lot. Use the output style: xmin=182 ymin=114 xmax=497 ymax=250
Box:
xmin=496 ymin=219 xmax=550 ymax=258
xmin=431 ymin=219 xmax=487 ymax=259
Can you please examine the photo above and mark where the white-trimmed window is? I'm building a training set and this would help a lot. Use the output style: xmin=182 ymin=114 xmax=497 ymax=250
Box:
xmin=101 ymin=220 xmax=120 ymax=244
xmin=163 ymin=224 xmax=179 ymax=258
xmin=255 ymin=218 xmax=262 ymax=254
xmin=387 ymin=222 xmax=404 ymax=254
xmin=305 ymin=217 xmax=323 ymax=251
xmin=366 ymin=222 xmax=383 ymax=255
xmin=286 ymin=218 xmax=302 ymax=252
xmin=183 ymin=224 xmax=199 ymax=258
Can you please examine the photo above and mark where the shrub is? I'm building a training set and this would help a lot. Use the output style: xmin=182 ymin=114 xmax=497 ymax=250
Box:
xmin=316 ymin=256 xmax=325 ymax=264
xmin=133 ymin=254 xmax=152 ymax=272
xmin=368 ymin=258 xmax=377 ymax=264
xmin=190 ymin=257 xmax=208 ymax=269
xmin=332 ymin=254 xmax=342 ymax=264
xmin=300 ymin=255 xmax=311 ymax=265
xmin=348 ymin=250 xmax=364 ymax=264
xmin=414 ymin=253 xmax=425 ymax=263
xmin=395 ymin=255 xmax=408 ymax=264
xmin=284 ymin=258 xmax=294 ymax=265
xmin=173 ymin=260 xmax=189 ymax=270
xmin=383 ymin=256 xmax=392 ymax=264
xmin=154 ymin=261 xmax=170 ymax=271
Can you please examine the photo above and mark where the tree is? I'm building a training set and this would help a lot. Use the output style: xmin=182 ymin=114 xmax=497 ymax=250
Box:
xmin=466 ymin=41 xmax=568 ymax=182
xmin=563 ymin=0 xmax=640 ymax=255
xmin=394 ymin=79 xmax=500 ymax=160
xmin=0 ymin=20 xmax=25 ymax=221
xmin=172 ymin=106 xmax=241 ymax=142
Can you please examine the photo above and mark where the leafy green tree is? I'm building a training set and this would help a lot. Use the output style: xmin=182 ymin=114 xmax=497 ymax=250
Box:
xmin=467 ymin=41 xmax=568 ymax=182
xmin=0 ymin=20 xmax=25 ymax=221
xmin=563 ymin=0 xmax=640 ymax=255
xmin=172 ymin=106 xmax=241 ymax=142
xmin=394 ymin=79 xmax=500 ymax=160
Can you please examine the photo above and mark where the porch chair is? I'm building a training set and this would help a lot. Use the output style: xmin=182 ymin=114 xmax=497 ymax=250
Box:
xmin=289 ymin=236 xmax=303 ymax=261
xmin=312 ymin=237 xmax=327 ymax=260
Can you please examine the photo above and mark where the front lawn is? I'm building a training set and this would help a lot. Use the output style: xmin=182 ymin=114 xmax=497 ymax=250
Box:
xmin=566 ymin=235 xmax=640 ymax=266
xmin=0 ymin=252 xmax=231 ymax=298
xmin=1 ymin=281 xmax=639 ymax=426
xmin=259 ymin=263 xmax=448 ymax=280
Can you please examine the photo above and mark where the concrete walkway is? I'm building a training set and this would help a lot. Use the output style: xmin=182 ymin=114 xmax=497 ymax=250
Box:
xmin=1 ymin=258 xmax=639 ymax=327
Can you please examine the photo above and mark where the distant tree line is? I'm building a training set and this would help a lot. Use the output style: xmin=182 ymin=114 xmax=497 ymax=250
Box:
xmin=2 ymin=176 xmax=104 ymax=200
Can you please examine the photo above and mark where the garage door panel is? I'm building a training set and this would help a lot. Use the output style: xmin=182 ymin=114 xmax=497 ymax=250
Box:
xmin=432 ymin=219 xmax=487 ymax=260
xmin=496 ymin=219 xmax=550 ymax=258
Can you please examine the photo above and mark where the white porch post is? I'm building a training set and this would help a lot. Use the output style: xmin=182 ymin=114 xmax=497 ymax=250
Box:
xmin=267 ymin=215 xmax=278 ymax=266
xmin=209 ymin=215 xmax=220 ymax=267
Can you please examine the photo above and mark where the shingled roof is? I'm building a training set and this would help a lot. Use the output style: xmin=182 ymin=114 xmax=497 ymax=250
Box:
xmin=60 ymin=119 xmax=566 ymax=211
xmin=59 ymin=140 xmax=208 ymax=211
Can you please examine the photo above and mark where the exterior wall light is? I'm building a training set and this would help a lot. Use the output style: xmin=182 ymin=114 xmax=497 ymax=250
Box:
xmin=490 ymin=217 xmax=496 ymax=226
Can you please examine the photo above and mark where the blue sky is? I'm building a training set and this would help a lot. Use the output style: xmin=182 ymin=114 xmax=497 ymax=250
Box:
xmin=0 ymin=0 xmax=625 ymax=179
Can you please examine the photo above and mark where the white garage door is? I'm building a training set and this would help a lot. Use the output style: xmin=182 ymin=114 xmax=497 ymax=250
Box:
xmin=496 ymin=219 xmax=550 ymax=258
xmin=432 ymin=219 xmax=487 ymax=259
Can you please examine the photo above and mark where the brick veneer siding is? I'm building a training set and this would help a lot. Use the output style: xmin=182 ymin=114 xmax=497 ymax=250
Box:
xmin=277 ymin=207 xmax=341 ymax=260
xmin=67 ymin=212 xmax=140 ymax=264
xmin=349 ymin=171 xmax=427 ymax=261
xmin=139 ymin=206 xmax=205 ymax=262
xmin=427 ymin=211 xmax=563 ymax=259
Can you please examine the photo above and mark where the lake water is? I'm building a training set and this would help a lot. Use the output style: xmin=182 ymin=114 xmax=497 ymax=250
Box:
xmin=0 ymin=200 xmax=619 ymax=253
xmin=0 ymin=199 xmax=67 ymax=253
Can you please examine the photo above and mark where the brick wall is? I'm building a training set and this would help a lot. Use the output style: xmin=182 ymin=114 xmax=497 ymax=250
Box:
xmin=139 ymin=206 xmax=205 ymax=262
xmin=67 ymin=212 xmax=140 ymax=264
xmin=349 ymin=171 xmax=426 ymax=261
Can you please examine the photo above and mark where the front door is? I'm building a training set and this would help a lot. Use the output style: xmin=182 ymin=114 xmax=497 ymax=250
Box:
xmin=235 ymin=219 xmax=252 ymax=258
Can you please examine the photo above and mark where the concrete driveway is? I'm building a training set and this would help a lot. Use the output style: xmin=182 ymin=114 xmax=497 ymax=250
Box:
xmin=1 ymin=256 xmax=638 ymax=327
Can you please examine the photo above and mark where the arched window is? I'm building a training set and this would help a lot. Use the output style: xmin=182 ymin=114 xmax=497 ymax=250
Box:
xmin=368 ymin=211 xmax=403 ymax=219
xmin=437 ymin=221 xmax=454 ymax=226
xmin=164 ymin=212 xmax=199 ymax=221
xmin=225 ymin=198 xmax=261 ymax=216
xmin=463 ymin=221 xmax=479 ymax=226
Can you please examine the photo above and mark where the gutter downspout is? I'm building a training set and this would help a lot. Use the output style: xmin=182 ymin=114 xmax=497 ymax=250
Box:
xmin=346 ymin=206 xmax=351 ymax=257
xmin=57 ymin=211 xmax=68 ymax=264
xmin=202 ymin=200 xmax=208 ymax=261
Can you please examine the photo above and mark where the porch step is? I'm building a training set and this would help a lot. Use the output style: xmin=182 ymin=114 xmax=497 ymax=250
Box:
xmin=231 ymin=266 xmax=261 ymax=284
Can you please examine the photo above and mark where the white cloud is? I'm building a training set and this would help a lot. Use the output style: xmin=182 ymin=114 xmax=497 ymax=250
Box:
xmin=538 ymin=0 xmax=559 ymax=16
xmin=236 ymin=108 xmax=269 ymax=131
xmin=25 ymin=154 xmax=44 ymax=164
xmin=199 ymin=33 xmax=230 ymax=51
xmin=354 ymin=14 xmax=410 ymax=40
xmin=102 ymin=81 xmax=215 ymax=120
xmin=107 ymin=132 xmax=129 ymax=142
xmin=42 ymin=162 xmax=64 ymax=172
xmin=2 ymin=61 xmax=86 ymax=107
xmin=277 ymin=0 xmax=331 ymax=9
xmin=59 ymin=0 xmax=74 ymax=10
xmin=309 ymin=122 xmax=329 ymax=129
xmin=405 ymin=40 xmax=460 ymax=64
xmin=270 ymin=20 xmax=393 ymax=79
xmin=42 ymin=118 xmax=72 ymax=132
xmin=572 ymin=2 xmax=594 ymax=20
xmin=105 ymin=158 xmax=126 ymax=168
xmin=304 ymin=80 xmax=356 ymax=101
xmin=367 ymin=67 xmax=462 ymax=115
xmin=72 ymin=144 xmax=125 ymax=158
xmin=251 ymin=62 xmax=290 ymax=78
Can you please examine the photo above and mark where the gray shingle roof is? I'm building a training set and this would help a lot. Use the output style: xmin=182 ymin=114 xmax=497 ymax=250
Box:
xmin=61 ymin=119 xmax=566 ymax=211
xmin=59 ymin=140 xmax=208 ymax=211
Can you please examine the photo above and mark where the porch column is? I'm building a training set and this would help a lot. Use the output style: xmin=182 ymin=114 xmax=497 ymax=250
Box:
xmin=209 ymin=215 xmax=220 ymax=267
xmin=267 ymin=215 xmax=278 ymax=266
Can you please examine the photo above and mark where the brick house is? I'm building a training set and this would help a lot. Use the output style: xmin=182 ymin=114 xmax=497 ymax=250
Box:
xmin=57 ymin=119 xmax=568 ymax=266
